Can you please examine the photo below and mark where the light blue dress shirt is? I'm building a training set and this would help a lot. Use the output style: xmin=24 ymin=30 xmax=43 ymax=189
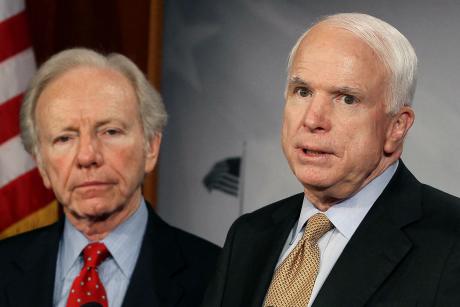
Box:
xmin=274 ymin=161 xmax=398 ymax=307
xmin=53 ymin=198 xmax=148 ymax=307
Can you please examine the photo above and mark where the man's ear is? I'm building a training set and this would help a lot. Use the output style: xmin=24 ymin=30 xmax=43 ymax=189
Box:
xmin=384 ymin=106 xmax=415 ymax=154
xmin=33 ymin=153 xmax=52 ymax=189
xmin=145 ymin=132 xmax=162 ymax=173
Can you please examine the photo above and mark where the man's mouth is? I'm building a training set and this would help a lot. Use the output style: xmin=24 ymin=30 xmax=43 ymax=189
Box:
xmin=76 ymin=181 xmax=110 ymax=188
xmin=302 ymin=148 xmax=328 ymax=155
xmin=73 ymin=181 xmax=116 ymax=191
xmin=297 ymin=145 xmax=335 ymax=160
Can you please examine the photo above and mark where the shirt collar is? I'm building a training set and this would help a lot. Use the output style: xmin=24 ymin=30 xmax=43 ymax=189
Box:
xmin=60 ymin=198 xmax=148 ymax=280
xmin=295 ymin=161 xmax=398 ymax=240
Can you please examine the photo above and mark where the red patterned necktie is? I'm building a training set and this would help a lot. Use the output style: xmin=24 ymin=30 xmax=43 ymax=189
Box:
xmin=66 ymin=242 xmax=110 ymax=307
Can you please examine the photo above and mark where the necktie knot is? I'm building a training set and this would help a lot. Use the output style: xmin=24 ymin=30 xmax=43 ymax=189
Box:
xmin=83 ymin=242 xmax=109 ymax=268
xmin=303 ymin=213 xmax=333 ymax=243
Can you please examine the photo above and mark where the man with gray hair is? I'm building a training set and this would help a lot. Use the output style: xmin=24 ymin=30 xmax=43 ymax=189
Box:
xmin=203 ymin=13 xmax=460 ymax=306
xmin=0 ymin=48 xmax=219 ymax=307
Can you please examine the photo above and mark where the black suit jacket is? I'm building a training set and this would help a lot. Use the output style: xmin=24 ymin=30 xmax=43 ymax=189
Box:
xmin=0 ymin=204 xmax=220 ymax=307
xmin=203 ymin=162 xmax=460 ymax=307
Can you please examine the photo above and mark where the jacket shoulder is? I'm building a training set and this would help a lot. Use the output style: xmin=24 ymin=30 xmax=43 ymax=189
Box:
xmin=0 ymin=222 xmax=59 ymax=262
xmin=231 ymin=192 xmax=304 ymax=230
xmin=421 ymin=184 xmax=460 ymax=207
xmin=420 ymin=184 xmax=460 ymax=225
xmin=0 ymin=222 xmax=60 ymax=288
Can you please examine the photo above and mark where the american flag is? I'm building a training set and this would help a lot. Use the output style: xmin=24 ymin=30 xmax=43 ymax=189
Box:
xmin=203 ymin=157 xmax=241 ymax=197
xmin=0 ymin=0 xmax=57 ymax=239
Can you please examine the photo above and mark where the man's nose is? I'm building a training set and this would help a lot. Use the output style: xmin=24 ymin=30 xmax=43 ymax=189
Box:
xmin=302 ymin=94 xmax=332 ymax=132
xmin=76 ymin=135 xmax=103 ymax=168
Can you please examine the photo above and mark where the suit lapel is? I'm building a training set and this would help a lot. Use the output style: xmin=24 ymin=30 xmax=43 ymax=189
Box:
xmin=122 ymin=206 xmax=184 ymax=307
xmin=247 ymin=193 xmax=304 ymax=307
xmin=5 ymin=222 xmax=62 ymax=307
xmin=312 ymin=162 xmax=422 ymax=307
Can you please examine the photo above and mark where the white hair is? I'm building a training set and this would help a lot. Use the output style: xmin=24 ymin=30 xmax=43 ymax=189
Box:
xmin=287 ymin=13 xmax=418 ymax=114
xmin=20 ymin=48 xmax=167 ymax=155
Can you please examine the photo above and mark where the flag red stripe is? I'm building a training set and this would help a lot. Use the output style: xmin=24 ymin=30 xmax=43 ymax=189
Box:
xmin=0 ymin=11 xmax=31 ymax=63
xmin=0 ymin=94 xmax=23 ymax=145
xmin=0 ymin=168 xmax=55 ymax=231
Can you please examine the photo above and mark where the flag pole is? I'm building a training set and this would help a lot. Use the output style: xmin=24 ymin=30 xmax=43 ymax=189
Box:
xmin=143 ymin=0 xmax=164 ymax=207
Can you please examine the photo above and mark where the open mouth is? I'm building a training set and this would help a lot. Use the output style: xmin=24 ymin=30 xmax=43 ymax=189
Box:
xmin=302 ymin=148 xmax=327 ymax=155
xmin=298 ymin=146 xmax=334 ymax=160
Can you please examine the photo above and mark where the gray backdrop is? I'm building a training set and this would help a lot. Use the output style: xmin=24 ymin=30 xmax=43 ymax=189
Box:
xmin=159 ymin=0 xmax=460 ymax=246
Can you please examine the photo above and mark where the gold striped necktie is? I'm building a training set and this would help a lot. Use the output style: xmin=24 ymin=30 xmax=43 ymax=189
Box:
xmin=264 ymin=213 xmax=333 ymax=307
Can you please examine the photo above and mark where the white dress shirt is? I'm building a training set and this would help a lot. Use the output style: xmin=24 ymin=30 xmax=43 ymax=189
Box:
xmin=273 ymin=162 xmax=398 ymax=307
xmin=53 ymin=198 xmax=148 ymax=307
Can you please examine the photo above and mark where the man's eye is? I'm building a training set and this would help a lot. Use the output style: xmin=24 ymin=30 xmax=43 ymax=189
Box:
xmin=55 ymin=136 xmax=70 ymax=143
xmin=105 ymin=129 xmax=120 ymax=136
xmin=342 ymin=95 xmax=358 ymax=105
xmin=294 ymin=87 xmax=310 ymax=97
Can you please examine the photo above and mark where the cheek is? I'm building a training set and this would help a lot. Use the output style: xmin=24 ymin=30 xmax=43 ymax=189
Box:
xmin=108 ymin=142 xmax=146 ymax=178
xmin=281 ymin=120 xmax=293 ymax=154
xmin=42 ymin=154 xmax=71 ymax=183
xmin=39 ymin=155 xmax=74 ymax=202
xmin=282 ymin=110 xmax=298 ymax=140
xmin=344 ymin=124 xmax=384 ymax=161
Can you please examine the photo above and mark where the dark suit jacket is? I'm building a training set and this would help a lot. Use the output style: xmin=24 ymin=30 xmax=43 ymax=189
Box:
xmin=0 ymin=204 xmax=220 ymax=307
xmin=202 ymin=162 xmax=460 ymax=307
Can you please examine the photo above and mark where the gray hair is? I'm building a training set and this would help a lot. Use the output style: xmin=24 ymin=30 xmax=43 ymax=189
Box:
xmin=287 ymin=13 xmax=418 ymax=114
xmin=20 ymin=48 xmax=167 ymax=155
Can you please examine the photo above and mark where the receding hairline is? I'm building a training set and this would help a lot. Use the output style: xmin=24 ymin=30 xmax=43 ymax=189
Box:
xmin=38 ymin=65 xmax=138 ymax=97
xmin=287 ymin=22 xmax=391 ymax=92
xmin=34 ymin=64 xmax=142 ymax=119
xmin=289 ymin=21 xmax=389 ymax=73
xmin=35 ymin=65 xmax=140 ymax=111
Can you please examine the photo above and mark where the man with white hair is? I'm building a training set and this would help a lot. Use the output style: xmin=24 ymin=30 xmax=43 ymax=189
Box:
xmin=203 ymin=13 xmax=460 ymax=307
xmin=0 ymin=48 xmax=220 ymax=307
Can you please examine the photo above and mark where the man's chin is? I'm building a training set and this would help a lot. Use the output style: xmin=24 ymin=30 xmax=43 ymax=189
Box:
xmin=64 ymin=201 xmax=125 ymax=223
xmin=296 ymin=171 xmax=332 ymax=189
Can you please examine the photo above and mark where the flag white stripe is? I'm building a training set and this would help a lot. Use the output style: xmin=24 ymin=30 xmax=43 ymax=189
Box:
xmin=0 ymin=0 xmax=25 ymax=22
xmin=0 ymin=135 xmax=36 ymax=188
xmin=211 ymin=182 xmax=238 ymax=195
xmin=212 ymin=180 xmax=238 ymax=191
xmin=212 ymin=177 xmax=239 ymax=188
xmin=220 ymin=173 xmax=239 ymax=182
xmin=0 ymin=48 xmax=35 ymax=104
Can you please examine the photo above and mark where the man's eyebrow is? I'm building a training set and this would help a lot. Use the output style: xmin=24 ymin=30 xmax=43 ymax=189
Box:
xmin=288 ymin=76 xmax=310 ymax=86
xmin=51 ymin=124 xmax=78 ymax=133
xmin=95 ymin=119 xmax=128 ymax=129
xmin=95 ymin=119 xmax=114 ymax=128
xmin=334 ymin=86 xmax=363 ymax=96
